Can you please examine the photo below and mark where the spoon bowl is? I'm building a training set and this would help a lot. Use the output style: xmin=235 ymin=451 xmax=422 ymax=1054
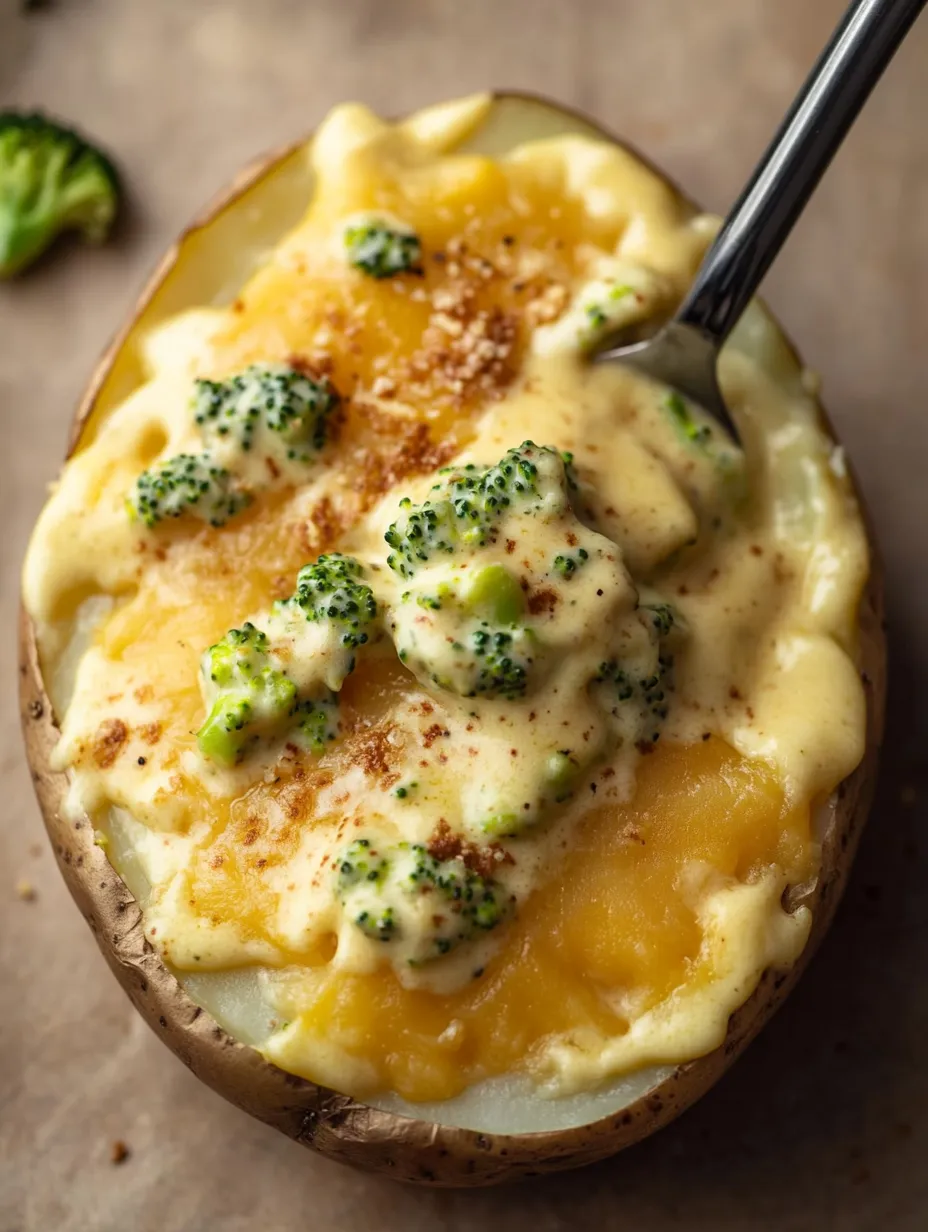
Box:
xmin=596 ymin=0 xmax=926 ymax=445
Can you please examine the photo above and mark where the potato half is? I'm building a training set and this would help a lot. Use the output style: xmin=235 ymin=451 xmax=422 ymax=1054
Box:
xmin=19 ymin=93 xmax=886 ymax=1186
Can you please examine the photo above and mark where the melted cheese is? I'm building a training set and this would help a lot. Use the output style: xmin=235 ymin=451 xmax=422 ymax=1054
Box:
xmin=23 ymin=96 xmax=868 ymax=1103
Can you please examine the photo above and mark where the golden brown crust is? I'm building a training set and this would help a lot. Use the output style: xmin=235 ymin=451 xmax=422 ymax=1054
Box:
xmin=19 ymin=93 xmax=887 ymax=1187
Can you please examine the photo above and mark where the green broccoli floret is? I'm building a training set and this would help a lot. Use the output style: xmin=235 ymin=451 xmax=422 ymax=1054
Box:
xmin=664 ymin=391 xmax=712 ymax=447
xmin=196 ymin=624 xmax=298 ymax=766
xmin=282 ymin=554 xmax=378 ymax=650
xmin=0 ymin=111 xmax=120 ymax=278
xmin=193 ymin=363 xmax=339 ymax=461
xmin=344 ymin=217 xmax=422 ymax=278
xmin=196 ymin=620 xmax=341 ymax=767
xmin=337 ymin=838 xmax=390 ymax=888
xmin=461 ymin=624 xmax=533 ymax=699
xmin=385 ymin=442 xmax=569 ymax=579
xmin=336 ymin=838 xmax=511 ymax=959
xmin=295 ymin=694 xmax=339 ymax=754
xmin=594 ymin=603 xmax=678 ymax=742
xmin=595 ymin=660 xmax=636 ymax=702
xmin=128 ymin=453 xmax=249 ymax=529
xmin=643 ymin=603 xmax=675 ymax=638
xmin=552 ymin=547 xmax=589 ymax=579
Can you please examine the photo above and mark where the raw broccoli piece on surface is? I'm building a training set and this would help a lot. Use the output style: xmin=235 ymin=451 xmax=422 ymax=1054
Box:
xmin=282 ymin=554 xmax=378 ymax=649
xmin=0 ymin=111 xmax=119 ymax=277
xmin=193 ymin=363 xmax=339 ymax=461
xmin=128 ymin=453 xmax=249 ymax=529
xmin=344 ymin=217 xmax=421 ymax=278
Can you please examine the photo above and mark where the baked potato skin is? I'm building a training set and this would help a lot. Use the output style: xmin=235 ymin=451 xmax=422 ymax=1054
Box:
xmin=18 ymin=92 xmax=886 ymax=1187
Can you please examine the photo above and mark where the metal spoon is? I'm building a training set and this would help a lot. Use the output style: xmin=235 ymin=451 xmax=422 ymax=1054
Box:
xmin=597 ymin=0 xmax=926 ymax=441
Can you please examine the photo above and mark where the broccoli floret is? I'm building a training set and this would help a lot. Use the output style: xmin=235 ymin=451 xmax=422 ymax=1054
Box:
xmin=459 ymin=564 xmax=525 ymax=625
xmin=643 ymin=602 xmax=675 ymax=638
xmin=384 ymin=496 xmax=462 ymax=579
xmin=295 ymin=694 xmax=339 ymax=754
xmin=0 ymin=111 xmax=120 ymax=278
xmin=337 ymin=838 xmax=390 ymax=888
xmin=595 ymin=660 xmax=636 ymax=702
xmin=385 ymin=442 xmax=569 ymax=579
xmin=552 ymin=547 xmax=589 ymax=579
xmin=196 ymin=620 xmax=341 ymax=767
xmin=463 ymin=624 xmax=533 ymax=699
xmin=395 ymin=610 xmax=536 ymax=701
xmin=664 ymin=391 xmax=712 ymax=447
xmin=196 ymin=623 xmax=298 ymax=766
xmin=193 ymin=363 xmax=339 ymax=461
xmin=594 ymin=603 xmax=678 ymax=742
xmin=336 ymin=838 xmax=511 ymax=960
xmin=128 ymin=453 xmax=249 ymax=529
xmin=344 ymin=217 xmax=422 ymax=279
xmin=282 ymin=554 xmax=378 ymax=650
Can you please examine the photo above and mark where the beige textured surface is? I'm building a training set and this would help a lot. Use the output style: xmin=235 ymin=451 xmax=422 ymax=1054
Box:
xmin=1 ymin=1 xmax=925 ymax=1228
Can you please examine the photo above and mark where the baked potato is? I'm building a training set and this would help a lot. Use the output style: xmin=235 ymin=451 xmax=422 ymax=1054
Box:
xmin=19 ymin=92 xmax=885 ymax=1186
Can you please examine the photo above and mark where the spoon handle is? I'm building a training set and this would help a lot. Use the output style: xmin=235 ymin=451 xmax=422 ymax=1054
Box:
xmin=678 ymin=0 xmax=926 ymax=347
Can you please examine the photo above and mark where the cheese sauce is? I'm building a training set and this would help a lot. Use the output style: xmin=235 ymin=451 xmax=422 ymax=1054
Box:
xmin=23 ymin=96 xmax=868 ymax=1102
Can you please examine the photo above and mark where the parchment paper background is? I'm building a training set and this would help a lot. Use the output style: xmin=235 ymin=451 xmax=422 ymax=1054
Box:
xmin=1 ymin=1 xmax=926 ymax=1228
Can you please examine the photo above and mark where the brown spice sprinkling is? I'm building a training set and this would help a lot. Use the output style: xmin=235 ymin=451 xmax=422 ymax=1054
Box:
xmin=427 ymin=819 xmax=515 ymax=879
xmin=749 ymin=544 xmax=764 ymax=556
xmin=402 ymin=277 xmax=518 ymax=407
xmin=422 ymin=724 xmax=447 ymax=749
xmin=354 ymin=724 xmax=399 ymax=779
xmin=372 ymin=375 xmax=397 ymax=399
xmin=288 ymin=352 xmax=334 ymax=379
xmin=92 ymin=719 xmax=129 ymax=769
xmin=527 ymin=587 xmax=559 ymax=616
xmin=729 ymin=686 xmax=742 ymax=701
xmin=308 ymin=495 xmax=343 ymax=550
xmin=505 ymin=539 xmax=516 ymax=554
xmin=350 ymin=413 xmax=457 ymax=505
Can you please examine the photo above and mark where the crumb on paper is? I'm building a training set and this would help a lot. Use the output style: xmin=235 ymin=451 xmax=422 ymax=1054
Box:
xmin=15 ymin=879 xmax=37 ymax=902
xmin=110 ymin=1140 xmax=130 ymax=1165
